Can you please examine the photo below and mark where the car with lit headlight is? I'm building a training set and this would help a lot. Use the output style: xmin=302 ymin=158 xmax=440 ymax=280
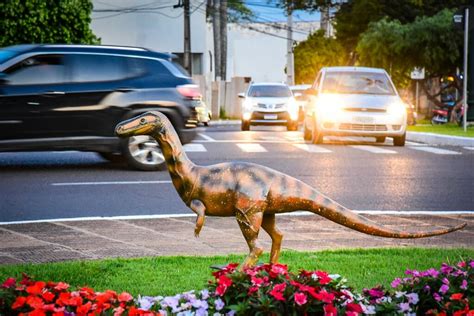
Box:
xmin=303 ymin=67 xmax=407 ymax=146
xmin=238 ymin=82 xmax=299 ymax=131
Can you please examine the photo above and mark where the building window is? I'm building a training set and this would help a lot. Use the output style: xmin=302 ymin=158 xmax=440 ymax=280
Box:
xmin=173 ymin=53 xmax=203 ymax=75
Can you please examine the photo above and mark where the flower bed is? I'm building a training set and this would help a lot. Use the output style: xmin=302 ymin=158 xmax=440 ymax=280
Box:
xmin=1 ymin=259 xmax=472 ymax=315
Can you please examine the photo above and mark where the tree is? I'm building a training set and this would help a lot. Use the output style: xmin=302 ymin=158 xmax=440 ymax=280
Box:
xmin=0 ymin=0 xmax=99 ymax=46
xmin=356 ymin=9 xmax=464 ymax=106
xmin=293 ymin=30 xmax=346 ymax=84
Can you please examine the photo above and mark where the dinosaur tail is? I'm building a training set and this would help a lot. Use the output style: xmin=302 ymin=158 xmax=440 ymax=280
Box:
xmin=308 ymin=195 xmax=466 ymax=238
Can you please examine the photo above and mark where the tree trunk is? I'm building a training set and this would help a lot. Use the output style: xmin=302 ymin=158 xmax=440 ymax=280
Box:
xmin=212 ymin=0 xmax=221 ymax=80
xmin=220 ymin=0 xmax=227 ymax=81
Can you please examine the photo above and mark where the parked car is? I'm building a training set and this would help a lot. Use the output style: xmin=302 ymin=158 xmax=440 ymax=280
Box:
xmin=290 ymin=84 xmax=311 ymax=122
xmin=196 ymin=100 xmax=212 ymax=126
xmin=238 ymin=82 xmax=299 ymax=131
xmin=0 ymin=44 xmax=200 ymax=170
xmin=303 ymin=67 xmax=407 ymax=146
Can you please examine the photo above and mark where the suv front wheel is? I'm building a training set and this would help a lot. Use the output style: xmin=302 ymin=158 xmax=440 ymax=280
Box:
xmin=121 ymin=136 xmax=166 ymax=171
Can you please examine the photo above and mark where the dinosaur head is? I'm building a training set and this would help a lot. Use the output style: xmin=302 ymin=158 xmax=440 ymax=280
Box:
xmin=115 ymin=111 xmax=166 ymax=138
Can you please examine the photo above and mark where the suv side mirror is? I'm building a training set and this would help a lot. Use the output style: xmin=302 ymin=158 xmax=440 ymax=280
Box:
xmin=305 ymin=88 xmax=318 ymax=96
xmin=238 ymin=92 xmax=246 ymax=98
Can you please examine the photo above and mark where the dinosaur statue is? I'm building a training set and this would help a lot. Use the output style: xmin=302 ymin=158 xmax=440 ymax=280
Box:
xmin=115 ymin=111 xmax=466 ymax=268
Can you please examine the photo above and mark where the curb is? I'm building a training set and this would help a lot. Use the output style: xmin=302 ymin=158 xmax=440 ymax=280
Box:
xmin=406 ymin=131 xmax=474 ymax=147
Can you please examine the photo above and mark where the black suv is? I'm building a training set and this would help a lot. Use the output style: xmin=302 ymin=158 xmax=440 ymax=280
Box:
xmin=0 ymin=44 xmax=199 ymax=170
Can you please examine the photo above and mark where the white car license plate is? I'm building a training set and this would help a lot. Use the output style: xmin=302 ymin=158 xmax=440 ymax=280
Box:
xmin=264 ymin=114 xmax=278 ymax=120
xmin=353 ymin=116 xmax=374 ymax=124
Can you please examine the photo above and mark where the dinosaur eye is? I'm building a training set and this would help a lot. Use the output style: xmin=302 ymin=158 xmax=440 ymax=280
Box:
xmin=140 ymin=118 xmax=147 ymax=125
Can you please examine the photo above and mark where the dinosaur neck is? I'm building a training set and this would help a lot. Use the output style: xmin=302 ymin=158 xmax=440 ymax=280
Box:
xmin=151 ymin=125 xmax=198 ymax=202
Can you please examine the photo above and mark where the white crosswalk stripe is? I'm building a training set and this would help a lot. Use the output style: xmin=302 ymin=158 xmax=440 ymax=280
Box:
xmin=350 ymin=145 xmax=397 ymax=154
xmin=293 ymin=144 xmax=332 ymax=153
xmin=410 ymin=147 xmax=461 ymax=155
xmin=183 ymin=144 xmax=207 ymax=152
xmin=463 ymin=147 xmax=474 ymax=151
xmin=236 ymin=143 xmax=268 ymax=152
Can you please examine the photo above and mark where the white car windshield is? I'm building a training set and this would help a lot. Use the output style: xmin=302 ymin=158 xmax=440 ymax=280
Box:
xmin=321 ymin=71 xmax=396 ymax=95
xmin=249 ymin=85 xmax=291 ymax=98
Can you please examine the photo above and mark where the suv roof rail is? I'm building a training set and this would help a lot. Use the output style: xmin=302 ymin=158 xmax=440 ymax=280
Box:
xmin=41 ymin=44 xmax=148 ymax=51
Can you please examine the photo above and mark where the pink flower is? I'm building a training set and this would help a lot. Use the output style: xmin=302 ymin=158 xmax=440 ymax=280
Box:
xmin=294 ymin=292 xmax=307 ymax=306
xmin=368 ymin=288 xmax=384 ymax=298
xmin=1 ymin=277 xmax=16 ymax=288
xmin=439 ymin=284 xmax=449 ymax=294
xmin=460 ymin=279 xmax=468 ymax=290
xmin=391 ymin=278 xmax=401 ymax=288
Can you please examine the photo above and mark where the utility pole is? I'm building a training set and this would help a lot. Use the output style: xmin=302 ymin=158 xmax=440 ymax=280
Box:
xmin=220 ymin=0 xmax=227 ymax=81
xmin=183 ymin=0 xmax=192 ymax=74
xmin=212 ymin=0 xmax=221 ymax=80
xmin=286 ymin=6 xmax=294 ymax=86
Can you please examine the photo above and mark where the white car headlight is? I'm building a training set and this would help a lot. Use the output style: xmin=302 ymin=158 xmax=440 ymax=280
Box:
xmin=317 ymin=95 xmax=342 ymax=120
xmin=387 ymin=102 xmax=406 ymax=117
xmin=288 ymin=98 xmax=299 ymax=120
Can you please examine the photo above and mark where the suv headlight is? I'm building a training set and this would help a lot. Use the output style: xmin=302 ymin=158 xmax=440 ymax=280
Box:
xmin=317 ymin=95 xmax=342 ymax=120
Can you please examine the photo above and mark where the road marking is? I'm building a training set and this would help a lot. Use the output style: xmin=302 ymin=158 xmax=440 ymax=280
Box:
xmin=183 ymin=143 xmax=207 ymax=152
xmin=285 ymin=135 xmax=305 ymax=142
xmin=410 ymin=147 xmax=461 ymax=155
xmin=1 ymin=210 xmax=472 ymax=226
xmin=406 ymin=141 xmax=427 ymax=146
xmin=350 ymin=145 xmax=397 ymax=154
xmin=293 ymin=144 xmax=332 ymax=153
xmin=51 ymin=180 xmax=172 ymax=186
xmin=197 ymin=133 xmax=215 ymax=142
xmin=260 ymin=136 xmax=285 ymax=141
xmin=464 ymin=147 xmax=474 ymax=151
xmin=236 ymin=143 xmax=268 ymax=152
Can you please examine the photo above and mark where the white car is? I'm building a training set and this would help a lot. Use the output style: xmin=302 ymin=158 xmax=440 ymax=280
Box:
xmin=238 ymin=82 xmax=299 ymax=131
xmin=304 ymin=67 xmax=407 ymax=146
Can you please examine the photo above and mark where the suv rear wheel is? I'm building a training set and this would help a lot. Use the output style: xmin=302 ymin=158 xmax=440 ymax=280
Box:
xmin=241 ymin=120 xmax=250 ymax=131
xmin=121 ymin=136 xmax=166 ymax=171
xmin=287 ymin=121 xmax=298 ymax=131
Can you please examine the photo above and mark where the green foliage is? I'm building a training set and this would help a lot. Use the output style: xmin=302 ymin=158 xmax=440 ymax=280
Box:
xmin=293 ymin=30 xmax=346 ymax=84
xmin=0 ymin=0 xmax=99 ymax=47
xmin=356 ymin=9 xmax=463 ymax=86
xmin=228 ymin=0 xmax=255 ymax=22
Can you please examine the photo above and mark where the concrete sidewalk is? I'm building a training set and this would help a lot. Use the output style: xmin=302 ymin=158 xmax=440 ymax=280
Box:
xmin=0 ymin=213 xmax=472 ymax=265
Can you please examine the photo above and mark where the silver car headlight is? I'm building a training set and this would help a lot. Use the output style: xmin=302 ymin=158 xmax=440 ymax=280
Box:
xmin=387 ymin=102 xmax=406 ymax=118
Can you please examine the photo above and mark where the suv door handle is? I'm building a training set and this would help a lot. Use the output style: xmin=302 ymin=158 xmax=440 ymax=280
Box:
xmin=43 ymin=91 xmax=66 ymax=95
xmin=115 ymin=87 xmax=134 ymax=93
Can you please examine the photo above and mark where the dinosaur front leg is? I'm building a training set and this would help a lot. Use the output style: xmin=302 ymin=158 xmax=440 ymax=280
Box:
xmin=261 ymin=213 xmax=283 ymax=264
xmin=190 ymin=199 xmax=206 ymax=237
xmin=236 ymin=208 xmax=264 ymax=269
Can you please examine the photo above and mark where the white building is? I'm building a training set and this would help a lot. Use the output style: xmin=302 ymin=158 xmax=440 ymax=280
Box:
xmin=91 ymin=0 xmax=319 ymax=82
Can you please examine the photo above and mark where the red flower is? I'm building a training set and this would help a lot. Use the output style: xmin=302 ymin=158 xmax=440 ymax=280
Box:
xmin=54 ymin=282 xmax=70 ymax=291
xmin=118 ymin=292 xmax=133 ymax=303
xmin=248 ymin=285 xmax=259 ymax=295
xmin=269 ymin=283 xmax=287 ymax=301
xmin=315 ymin=271 xmax=332 ymax=285
xmin=347 ymin=302 xmax=363 ymax=313
xmin=76 ymin=301 xmax=92 ymax=315
xmin=42 ymin=291 xmax=55 ymax=302
xmin=270 ymin=264 xmax=288 ymax=278
xmin=313 ymin=290 xmax=335 ymax=303
xmin=2 ymin=277 xmax=16 ymax=288
xmin=294 ymin=292 xmax=307 ymax=306
xmin=324 ymin=304 xmax=338 ymax=316
xmin=216 ymin=275 xmax=233 ymax=296
xmin=26 ymin=281 xmax=46 ymax=295
xmin=12 ymin=296 xmax=27 ymax=309
xmin=28 ymin=309 xmax=46 ymax=316
xmin=451 ymin=293 xmax=464 ymax=301
xmin=26 ymin=295 xmax=45 ymax=309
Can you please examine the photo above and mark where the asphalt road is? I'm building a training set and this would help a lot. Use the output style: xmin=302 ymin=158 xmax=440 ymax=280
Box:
xmin=1 ymin=124 xmax=473 ymax=223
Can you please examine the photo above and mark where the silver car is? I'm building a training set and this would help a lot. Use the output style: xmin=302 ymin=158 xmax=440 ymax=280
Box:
xmin=304 ymin=67 xmax=407 ymax=146
xmin=239 ymin=82 xmax=299 ymax=131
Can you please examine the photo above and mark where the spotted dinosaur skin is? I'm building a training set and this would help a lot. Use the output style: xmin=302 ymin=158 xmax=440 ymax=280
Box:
xmin=115 ymin=111 xmax=467 ymax=268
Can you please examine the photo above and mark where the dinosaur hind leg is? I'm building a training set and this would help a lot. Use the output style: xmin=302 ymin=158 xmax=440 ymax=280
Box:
xmin=261 ymin=214 xmax=283 ymax=264
xmin=236 ymin=209 xmax=264 ymax=269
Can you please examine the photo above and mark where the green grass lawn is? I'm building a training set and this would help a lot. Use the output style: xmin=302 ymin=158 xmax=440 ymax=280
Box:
xmin=0 ymin=248 xmax=472 ymax=296
xmin=408 ymin=120 xmax=474 ymax=137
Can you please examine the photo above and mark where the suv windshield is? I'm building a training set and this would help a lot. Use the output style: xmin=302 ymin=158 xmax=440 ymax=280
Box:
xmin=321 ymin=71 xmax=395 ymax=95
xmin=249 ymin=85 xmax=291 ymax=98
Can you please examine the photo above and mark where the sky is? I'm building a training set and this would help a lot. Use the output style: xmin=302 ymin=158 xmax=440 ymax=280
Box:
xmin=245 ymin=1 xmax=321 ymax=23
